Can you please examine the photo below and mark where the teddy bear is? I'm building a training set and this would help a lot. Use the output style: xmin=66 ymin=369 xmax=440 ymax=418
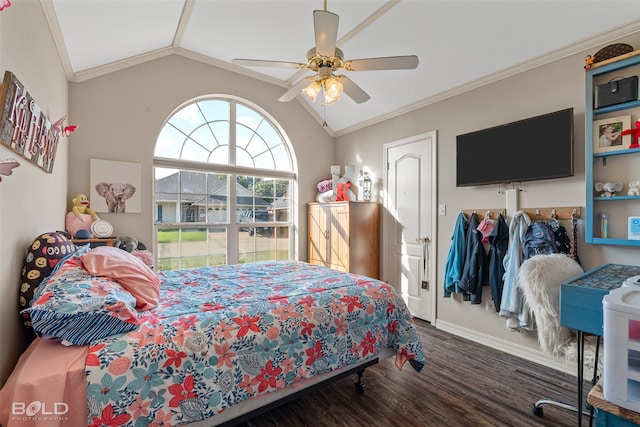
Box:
xmin=629 ymin=181 xmax=640 ymax=196
xmin=114 ymin=235 xmax=147 ymax=253
xmin=595 ymin=181 xmax=623 ymax=197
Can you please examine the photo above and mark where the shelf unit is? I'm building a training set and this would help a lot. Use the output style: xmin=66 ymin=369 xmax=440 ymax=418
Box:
xmin=586 ymin=52 xmax=640 ymax=246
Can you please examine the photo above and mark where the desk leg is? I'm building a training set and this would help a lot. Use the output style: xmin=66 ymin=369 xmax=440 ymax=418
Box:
xmin=588 ymin=336 xmax=600 ymax=427
xmin=577 ymin=330 xmax=584 ymax=427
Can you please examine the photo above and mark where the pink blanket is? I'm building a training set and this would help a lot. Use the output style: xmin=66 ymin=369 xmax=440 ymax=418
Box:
xmin=0 ymin=338 xmax=87 ymax=427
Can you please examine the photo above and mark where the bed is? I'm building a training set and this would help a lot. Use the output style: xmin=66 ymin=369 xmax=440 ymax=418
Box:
xmin=1 ymin=243 xmax=425 ymax=427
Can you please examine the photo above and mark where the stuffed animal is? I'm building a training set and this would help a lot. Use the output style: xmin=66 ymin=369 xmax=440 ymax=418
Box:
xmin=115 ymin=236 xmax=147 ymax=252
xmin=66 ymin=193 xmax=100 ymax=237
xmin=595 ymin=181 xmax=623 ymax=197
xmin=629 ymin=181 xmax=640 ymax=196
xmin=622 ymin=119 xmax=640 ymax=149
xmin=71 ymin=193 xmax=99 ymax=221
xmin=584 ymin=54 xmax=594 ymax=70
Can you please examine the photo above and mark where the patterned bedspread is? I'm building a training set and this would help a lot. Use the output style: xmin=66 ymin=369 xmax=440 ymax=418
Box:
xmin=84 ymin=261 xmax=425 ymax=426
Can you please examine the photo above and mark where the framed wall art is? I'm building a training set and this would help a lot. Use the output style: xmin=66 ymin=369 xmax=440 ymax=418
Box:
xmin=593 ymin=115 xmax=631 ymax=154
xmin=90 ymin=159 xmax=141 ymax=213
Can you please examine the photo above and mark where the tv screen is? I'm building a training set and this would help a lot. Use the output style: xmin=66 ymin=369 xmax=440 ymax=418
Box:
xmin=456 ymin=108 xmax=574 ymax=187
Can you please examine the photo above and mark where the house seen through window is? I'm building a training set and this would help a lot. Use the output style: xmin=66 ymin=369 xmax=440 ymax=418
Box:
xmin=153 ymin=98 xmax=297 ymax=271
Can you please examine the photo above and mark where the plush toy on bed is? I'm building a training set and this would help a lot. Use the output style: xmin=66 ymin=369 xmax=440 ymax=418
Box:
xmin=114 ymin=235 xmax=147 ymax=252
xmin=115 ymin=235 xmax=154 ymax=269
xmin=65 ymin=193 xmax=100 ymax=238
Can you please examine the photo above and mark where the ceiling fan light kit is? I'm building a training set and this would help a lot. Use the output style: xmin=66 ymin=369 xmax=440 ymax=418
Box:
xmin=302 ymin=80 xmax=322 ymax=102
xmin=322 ymin=77 xmax=343 ymax=104
xmin=232 ymin=6 xmax=418 ymax=106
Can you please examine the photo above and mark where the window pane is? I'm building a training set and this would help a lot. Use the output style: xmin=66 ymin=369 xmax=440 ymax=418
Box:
xmin=272 ymin=180 xmax=291 ymax=224
xmin=157 ymin=227 xmax=180 ymax=269
xmin=169 ymin=103 xmax=207 ymax=131
xmin=157 ymin=227 xmax=227 ymax=271
xmin=236 ymin=103 xmax=262 ymax=132
xmin=155 ymin=125 xmax=185 ymax=158
xmin=155 ymin=167 xmax=179 ymax=223
xmin=181 ymin=139 xmax=212 ymax=162
xmin=239 ymin=226 xmax=289 ymax=263
xmin=236 ymin=175 xmax=272 ymax=221
xmin=206 ymin=173 xmax=229 ymax=223
xmin=272 ymin=144 xmax=293 ymax=171
xmin=236 ymin=176 xmax=291 ymax=225
xmin=199 ymin=99 xmax=230 ymax=123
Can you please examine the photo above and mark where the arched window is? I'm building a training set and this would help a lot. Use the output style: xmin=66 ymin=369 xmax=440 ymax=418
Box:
xmin=153 ymin=97 xmax=297 ymax=271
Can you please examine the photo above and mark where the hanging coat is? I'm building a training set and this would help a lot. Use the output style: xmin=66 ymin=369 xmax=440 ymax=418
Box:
xmin=459 ymin=213 xmax=488 ymax=304
xmin=569 ymin=214 xmax=581 ymax=266
xmin=444 ymin=212 xmax=468 ymax=297
xmin=500 ymin=211 xmax=533 ymax=331
xmin=488 ymin=213 xmax=509 ymax=312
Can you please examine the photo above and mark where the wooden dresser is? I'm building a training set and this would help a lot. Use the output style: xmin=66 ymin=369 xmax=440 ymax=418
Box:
xmin=307 ymin=201 xmax=380 ymax=279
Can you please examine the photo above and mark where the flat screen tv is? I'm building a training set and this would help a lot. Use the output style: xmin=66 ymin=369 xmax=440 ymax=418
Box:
xmin=456 ymin=108 xmax=574 ymax=187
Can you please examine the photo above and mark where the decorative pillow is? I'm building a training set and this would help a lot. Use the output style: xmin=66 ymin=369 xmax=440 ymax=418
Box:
xmin=19 ymin=231 xmax=76 ymax=327
xmin=22 ymin=258 xmax=139 ymax=345
xmin=80 ymin=246 xmax=160 ymax=310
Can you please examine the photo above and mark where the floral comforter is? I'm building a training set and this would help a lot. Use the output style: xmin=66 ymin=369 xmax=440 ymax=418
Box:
xmin=85 ymin=261 xmax=425 ymax=426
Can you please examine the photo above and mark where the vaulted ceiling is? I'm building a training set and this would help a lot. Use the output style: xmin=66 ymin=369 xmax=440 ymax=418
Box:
xmin=42 ymin=0 xmax=640 ymax=135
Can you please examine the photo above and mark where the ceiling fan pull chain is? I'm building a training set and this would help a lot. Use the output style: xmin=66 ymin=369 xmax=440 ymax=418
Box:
xmin=322 ymin=104 xmax=328 ymax=128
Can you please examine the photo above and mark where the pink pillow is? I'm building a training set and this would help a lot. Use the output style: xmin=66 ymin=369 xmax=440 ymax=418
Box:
xmin=81 ymin=246 xmax=160 ymax=310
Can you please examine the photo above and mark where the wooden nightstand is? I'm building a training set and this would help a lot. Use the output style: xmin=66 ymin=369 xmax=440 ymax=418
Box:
xmin=72 ymin=238 xmax=117 ymax=248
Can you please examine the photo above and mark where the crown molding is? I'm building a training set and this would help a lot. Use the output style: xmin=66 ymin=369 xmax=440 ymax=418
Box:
xmin=40 ymin=2 xmax=640 ymax=136
xmin=335 ymin=19 xmax=640 ymax=137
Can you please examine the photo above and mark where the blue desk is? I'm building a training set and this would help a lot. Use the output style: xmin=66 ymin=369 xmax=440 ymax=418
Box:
xmin=560 ymin=264 xmax=640 ymax=427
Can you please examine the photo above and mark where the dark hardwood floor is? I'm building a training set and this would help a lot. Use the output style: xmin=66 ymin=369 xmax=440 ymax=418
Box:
xmin=239 ymin=319 xmax=588 ymax=427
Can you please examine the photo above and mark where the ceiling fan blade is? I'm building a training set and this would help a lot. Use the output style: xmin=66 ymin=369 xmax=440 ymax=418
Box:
xmin=278 ymin=77 xmax=315 ymax=102
xmin=232 ymin=58 xmax=304 ymax=69
xmin=314 ymin=10 xmax=339 ymax=57
xmin=337 ymin=75 xmax=370 ymax=104
xmin=345 ymin=55 xmax=419 ymax=71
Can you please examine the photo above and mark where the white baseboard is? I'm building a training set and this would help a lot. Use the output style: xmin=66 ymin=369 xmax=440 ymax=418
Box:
xmin=434 ymin=319 xmax=577 ymax=376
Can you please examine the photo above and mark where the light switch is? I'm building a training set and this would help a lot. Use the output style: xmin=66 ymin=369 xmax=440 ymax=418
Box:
xmin=438 ymin=204 xmax=446 ymax=216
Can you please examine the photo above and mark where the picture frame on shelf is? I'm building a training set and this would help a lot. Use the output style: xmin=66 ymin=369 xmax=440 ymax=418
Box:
xmin=593 ymin=115 xmax=632 ymax=154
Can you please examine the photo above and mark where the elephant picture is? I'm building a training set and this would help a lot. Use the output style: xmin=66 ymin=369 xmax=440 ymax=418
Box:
xmin=95 ymin=182 xmax=136 ymax=213
xmin=90 ymin=159 xmax=142 ymax=213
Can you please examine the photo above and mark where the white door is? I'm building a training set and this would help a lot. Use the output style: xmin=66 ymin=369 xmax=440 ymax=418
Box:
xmin=383 ymin=131 xmax=436 ymax=322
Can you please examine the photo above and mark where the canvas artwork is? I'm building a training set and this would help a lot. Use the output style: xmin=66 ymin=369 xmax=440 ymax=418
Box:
xmin=90 ymin=159 xmax=141 ymax=213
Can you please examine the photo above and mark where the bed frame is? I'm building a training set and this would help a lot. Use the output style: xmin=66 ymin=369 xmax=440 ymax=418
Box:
xmin=211 ymin=348 xmax=393 ymax=426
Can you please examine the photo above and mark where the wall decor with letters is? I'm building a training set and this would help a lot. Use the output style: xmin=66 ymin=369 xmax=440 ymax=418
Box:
xmin=0 ymin=70 xmax=62 ymax=173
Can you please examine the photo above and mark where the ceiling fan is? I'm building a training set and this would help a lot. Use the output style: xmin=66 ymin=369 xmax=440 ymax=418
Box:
xmin=232 ymin=5 xmax=419 ymax=105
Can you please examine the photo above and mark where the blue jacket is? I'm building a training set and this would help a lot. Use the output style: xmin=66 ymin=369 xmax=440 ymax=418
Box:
xmin=444 ymin=212 xmax=468 ymax=297
xmin=488 ymin=213 xmax=509 ymax=312
xmin=500 ymin=211 xmax=533 ymax=331
xmin=459 ymin=212 xmax=488 ymax=304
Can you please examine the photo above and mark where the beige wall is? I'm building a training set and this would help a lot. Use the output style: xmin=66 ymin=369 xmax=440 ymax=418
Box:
xmin=3 ymin=0 xmax=640 ymax=386
xmin=0 ymin=2 xmax=69 ymax=384
xmin=336 ymin=34 xmax=640 ymax=368
xmin=67 ymin=54 xmax=334 ymax=256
